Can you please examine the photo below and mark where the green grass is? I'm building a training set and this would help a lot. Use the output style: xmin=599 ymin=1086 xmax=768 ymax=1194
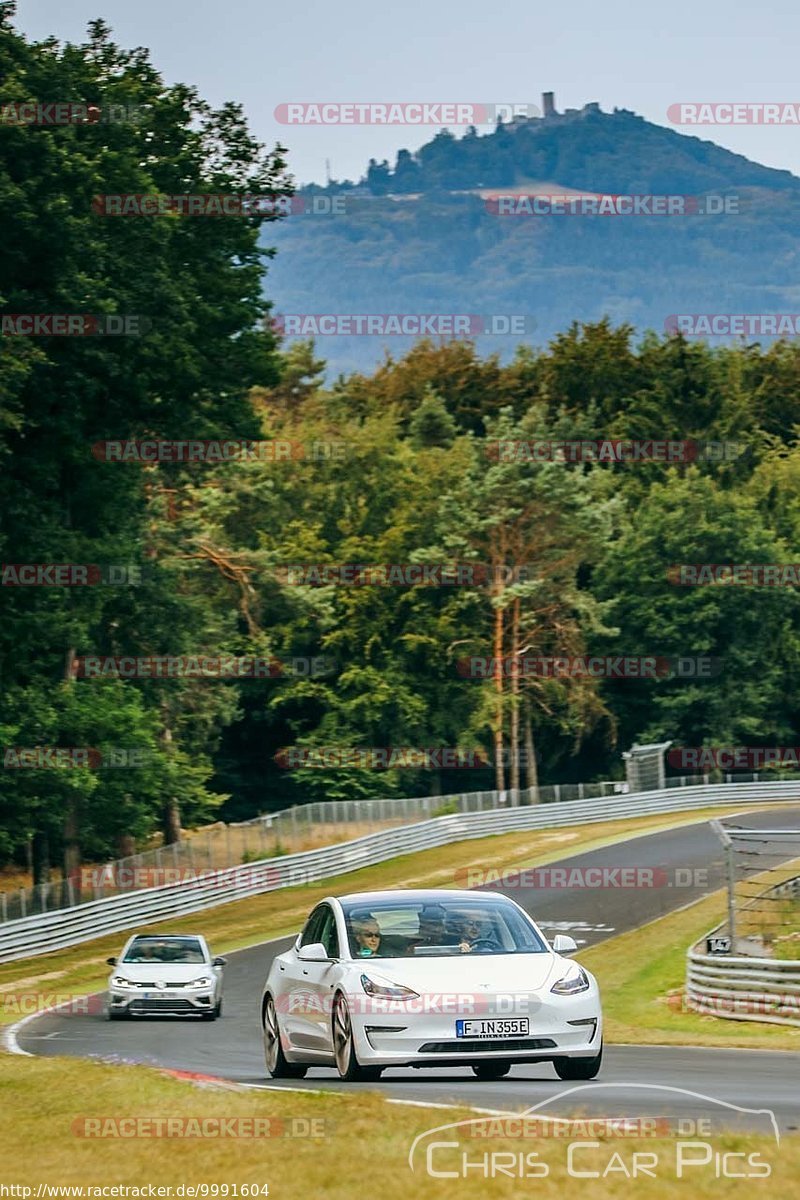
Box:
xmin=580 ymin=890 xmax=800 ymax=1049
xmin=0 ymin=1053 xmax=796 ymax=1196
xmin=2 ymin=802 xmax=800 ymax=1196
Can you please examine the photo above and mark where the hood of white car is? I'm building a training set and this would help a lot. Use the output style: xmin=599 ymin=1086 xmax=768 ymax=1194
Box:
xmin=111 ymin=963 xmax=212 ymax=982
xmin=354 ymin=952 xmax=561 ymax=994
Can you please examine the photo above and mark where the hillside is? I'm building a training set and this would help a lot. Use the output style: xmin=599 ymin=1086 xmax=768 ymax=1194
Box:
xmin=264 ymin=100 xmax=800 ymax=374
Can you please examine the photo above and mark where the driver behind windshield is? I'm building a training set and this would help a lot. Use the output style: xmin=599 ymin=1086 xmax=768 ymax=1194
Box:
xmin=132 ymin=940 xmax=160 ymax=960
xmin=456 ymin=910 xmax=499 ymax=953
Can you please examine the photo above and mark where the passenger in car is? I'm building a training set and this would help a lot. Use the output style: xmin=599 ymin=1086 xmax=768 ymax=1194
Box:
xmin=351 ymin=914 xmax=383 ymax=957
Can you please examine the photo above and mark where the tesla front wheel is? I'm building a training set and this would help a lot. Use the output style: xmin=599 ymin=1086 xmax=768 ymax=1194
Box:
xmin=332 ymin=993 xmax=383 ymax=1082
xmin=553 ymin=1042 xmax=603 ymax=1080
xmin=471 ymin=1061 xmax=511 ymax=1080
xmin=263 ymin=994 xmax=307 ymax=1079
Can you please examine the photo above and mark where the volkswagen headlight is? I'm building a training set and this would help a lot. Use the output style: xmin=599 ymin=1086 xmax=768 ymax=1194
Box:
xmin=190 ymin=976 xmax=212 ymax=988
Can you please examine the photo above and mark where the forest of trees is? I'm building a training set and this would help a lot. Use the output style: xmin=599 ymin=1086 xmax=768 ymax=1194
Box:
xmin=2 ymin=7 xmax=800 ymax=885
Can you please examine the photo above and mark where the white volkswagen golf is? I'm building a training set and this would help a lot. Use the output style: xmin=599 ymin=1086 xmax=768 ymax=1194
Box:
xmin=261 ymin=889 xmax=602 ymax=1081
xmin=106 ymin=933 xmax=226 ymax=1019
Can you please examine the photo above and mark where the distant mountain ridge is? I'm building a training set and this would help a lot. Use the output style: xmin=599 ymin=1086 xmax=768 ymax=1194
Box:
xmin=265 ymin=97 xmax=800 ymax=375
xmin=352 ymin=98 xmax=800 ymax=196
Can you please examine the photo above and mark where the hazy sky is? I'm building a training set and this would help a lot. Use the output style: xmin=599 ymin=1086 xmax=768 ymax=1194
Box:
xmin=15 ymin=0 xmax=800 ymax=185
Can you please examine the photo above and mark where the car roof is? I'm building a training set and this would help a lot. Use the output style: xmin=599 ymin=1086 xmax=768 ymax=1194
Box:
xmin=334 ymin=889 xmax=505 ymax=904
xmin=128 ymin=933 xmax=206 ymax=940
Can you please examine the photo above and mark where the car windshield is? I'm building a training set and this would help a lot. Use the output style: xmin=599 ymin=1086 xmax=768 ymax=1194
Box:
xmin=122 ymin=937 xmax=206 ymax=964
xmin=342 ymin=897 xmax=548 ymax=958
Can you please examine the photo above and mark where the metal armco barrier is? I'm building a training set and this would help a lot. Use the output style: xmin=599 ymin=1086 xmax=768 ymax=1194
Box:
xmin=686 ymin=939 xmax=800 ymax=1029
xmin=2 ymin=780 xmax=799 ymax=963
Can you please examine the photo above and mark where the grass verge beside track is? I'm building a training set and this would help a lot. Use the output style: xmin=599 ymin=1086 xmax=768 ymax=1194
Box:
xmin=0 ymin=1052 xmax=796 ymax=1195
xmin=579 ymin=891 xmax=800 ymax=1051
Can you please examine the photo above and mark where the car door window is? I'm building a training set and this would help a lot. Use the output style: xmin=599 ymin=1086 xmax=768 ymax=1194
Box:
xmin=299 ymin=906 xmax=325 ymax=948
xmin=318 ymin=907 xmax=339 ymax=959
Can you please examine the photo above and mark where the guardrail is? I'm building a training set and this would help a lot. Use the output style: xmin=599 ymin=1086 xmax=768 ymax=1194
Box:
xmin=685 ymin=866 xmax=800 ymax=1028
xmin=3 ymin=770 xmax=777 ymax=924
xmin=686 ymin=938 xmax=800 ymax=1028
xmin=0 ymin=780 xmax=632 ymax=924
xmin=2 ymin=779 xmax=799 ymax=963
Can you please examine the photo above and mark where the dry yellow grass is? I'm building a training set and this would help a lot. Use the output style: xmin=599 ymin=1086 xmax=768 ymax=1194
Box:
xmin=0 ymin=1053 xmax=797 ymax=1197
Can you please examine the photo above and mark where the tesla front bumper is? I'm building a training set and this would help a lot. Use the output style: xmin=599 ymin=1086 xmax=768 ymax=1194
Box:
xmin=350 ymin=991 xmax=602 ymax=1066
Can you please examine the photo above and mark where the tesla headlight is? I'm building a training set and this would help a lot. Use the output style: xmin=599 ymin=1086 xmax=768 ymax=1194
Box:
xmin=360 ymin=974 xmax=419 ymax=1000
xmin=111 ymin=976 xmax=132 ymax=986
xmin=550 ymin=966 xmax=590 ymax=995
xmin=190 ymin=976 xmax=212 ymax=988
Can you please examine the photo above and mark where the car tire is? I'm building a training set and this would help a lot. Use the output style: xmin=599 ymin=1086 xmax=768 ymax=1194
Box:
xmin=107 ymin=1009 xmax=126 ymax=1021
xmin=553 ymin=1042 xmax=603 ymax=1080
xmin=214 ymin=998 xmax=222 ymax=1018
xmin=263 ymin=994 xmax=307 ymax=1079
xmin=332 ymin=992 xmax=383 ymax=1082
xmin=202 ymin=1008 xmax=217 ymax=1021
xmin=471 ymin=1061 xmax=511 ymax=1080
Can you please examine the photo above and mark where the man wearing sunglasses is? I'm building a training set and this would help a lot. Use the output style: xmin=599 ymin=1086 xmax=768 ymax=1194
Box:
xmin=456 ymin=910 xmax=502 ymax=953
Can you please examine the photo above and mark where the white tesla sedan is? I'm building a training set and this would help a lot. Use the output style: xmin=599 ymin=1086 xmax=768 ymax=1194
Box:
xmin=261 ymin=889 xmax=602 ymax=1081
xmin=106 ymin=933 xmax=226 ymax=1019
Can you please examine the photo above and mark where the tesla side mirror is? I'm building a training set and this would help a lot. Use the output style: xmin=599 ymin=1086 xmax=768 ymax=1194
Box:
xmin=212 ymin=956 xmax=227 ymax=967
xmin=106 ymin=957 xmax=117 ymax=966
xmin=552 ymin=934 xmax=578 ymax=954
xmin=297 ymin=942 xmax=329 ymax=962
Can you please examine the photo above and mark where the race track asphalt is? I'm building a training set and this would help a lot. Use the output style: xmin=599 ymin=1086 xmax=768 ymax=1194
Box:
xmin=14 ymin=806 xmax=800 ymax=1132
